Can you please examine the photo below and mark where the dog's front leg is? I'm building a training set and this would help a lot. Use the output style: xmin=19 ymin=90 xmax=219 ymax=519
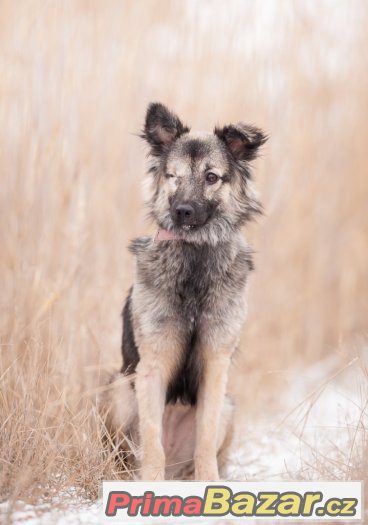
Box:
xmin=195 ymin=349 xmax=231 ymax=480
xmin=134 ymin=333 xmax=182 ymax=480
xmin=135 ymin=357 xmax=166 ymax=480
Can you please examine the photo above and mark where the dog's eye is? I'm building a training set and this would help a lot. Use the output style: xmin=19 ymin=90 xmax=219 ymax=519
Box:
xmin=205 ymin=172 xmax=219 ymax=185
xmin=165 ymin=173 xmax=175 ymax=179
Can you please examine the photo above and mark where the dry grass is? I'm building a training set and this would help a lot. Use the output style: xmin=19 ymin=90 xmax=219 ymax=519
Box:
xmin=290 ymin=355 xmax=368 ymax=518
xmin=0 ymin=0 xmax=368 ymax=512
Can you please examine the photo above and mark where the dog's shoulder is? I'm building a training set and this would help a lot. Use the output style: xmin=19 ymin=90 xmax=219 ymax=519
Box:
xmin=128 ymin=236 xmax=153 ymax=255
xmin=235 ymin=239 xmax=255 ymax=273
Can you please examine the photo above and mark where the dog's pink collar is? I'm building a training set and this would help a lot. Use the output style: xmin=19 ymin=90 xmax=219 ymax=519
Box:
xmin=154 ymin=229 xmax=183 ymax=242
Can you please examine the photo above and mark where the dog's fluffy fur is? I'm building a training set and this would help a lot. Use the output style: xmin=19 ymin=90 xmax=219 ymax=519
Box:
xmin=100 ymin=103 xmax=266 ymax=480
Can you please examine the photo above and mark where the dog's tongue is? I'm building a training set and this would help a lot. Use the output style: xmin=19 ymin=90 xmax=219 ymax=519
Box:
xmin=154 ymin=229 xmax=183 ymax=241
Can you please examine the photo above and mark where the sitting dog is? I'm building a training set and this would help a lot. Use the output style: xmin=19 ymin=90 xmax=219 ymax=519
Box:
xmin=101 ymin=102 xmax=266 ymax=480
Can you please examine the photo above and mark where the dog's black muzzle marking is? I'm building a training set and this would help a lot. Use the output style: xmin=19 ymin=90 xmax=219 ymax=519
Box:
xmin=170 ymin=200 xmax=217 ymax=228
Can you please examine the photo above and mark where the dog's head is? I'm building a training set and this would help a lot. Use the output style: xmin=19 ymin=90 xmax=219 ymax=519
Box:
xmin=142 ymin=102 xmax=267 ymax=245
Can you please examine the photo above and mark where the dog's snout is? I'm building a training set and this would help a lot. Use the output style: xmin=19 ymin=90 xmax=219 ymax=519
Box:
xmin=170 ymin=199 xmax=211 ymax=228
xmin=175 ymin=203 xmax=194 ymax=223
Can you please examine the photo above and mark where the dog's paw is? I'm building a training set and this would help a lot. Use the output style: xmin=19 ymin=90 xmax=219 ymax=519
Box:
xmin=194 ymin=458 xmax=219 ymax=481
xmin=140 ymin=465 xmax=165 ymax=481
xmin=140 ymin=450 xmax=166 ymax=481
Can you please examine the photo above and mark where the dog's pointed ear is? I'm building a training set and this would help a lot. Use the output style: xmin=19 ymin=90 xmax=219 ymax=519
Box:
xmin=214 ymin=123 xmax=267 ymax=162
xmin=142 ymin=102 xmax=190 ymax=155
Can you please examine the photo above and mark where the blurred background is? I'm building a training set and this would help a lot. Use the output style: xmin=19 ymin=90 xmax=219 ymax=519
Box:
xmin=1 ymin=0 xmax=367 ymax=502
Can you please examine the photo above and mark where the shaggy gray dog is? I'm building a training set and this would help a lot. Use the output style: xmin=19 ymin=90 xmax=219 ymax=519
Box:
xmin=101 ymin=102 xmax=267 ymax=480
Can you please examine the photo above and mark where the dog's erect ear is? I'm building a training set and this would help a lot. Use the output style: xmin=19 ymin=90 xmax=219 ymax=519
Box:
xmin=215 ymin=123 xmax=267 ymax=162
xmin=142 ymin=102 xmax=189 ymax=155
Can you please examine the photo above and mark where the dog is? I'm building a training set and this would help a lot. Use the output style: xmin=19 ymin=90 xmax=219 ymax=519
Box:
xmin=101 ymin=102 xmax=267 ymax=480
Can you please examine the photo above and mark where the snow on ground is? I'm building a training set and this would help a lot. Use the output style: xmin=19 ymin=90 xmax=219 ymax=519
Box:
xmin=226 ymin=353 xmax=367 ymax=482
xmin=2 ymin=353 xmax=367 ymax=524
xmin=0 ymin=496 xmax=101 ymax=525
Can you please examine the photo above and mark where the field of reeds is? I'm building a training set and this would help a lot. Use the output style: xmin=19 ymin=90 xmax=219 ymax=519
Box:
xmin=0 ymin=1 xmax=367 ymax=521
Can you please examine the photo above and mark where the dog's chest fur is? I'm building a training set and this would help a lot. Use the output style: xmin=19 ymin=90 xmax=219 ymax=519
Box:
xmin=132 ymin=236 xmax=252 ymax=314
xmin=122 ymin=236 xmax=253 ymax=405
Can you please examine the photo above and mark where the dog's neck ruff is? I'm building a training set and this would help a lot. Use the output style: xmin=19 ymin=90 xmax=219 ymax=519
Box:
xmin=154 ymin=229 xmax=184 ymax=242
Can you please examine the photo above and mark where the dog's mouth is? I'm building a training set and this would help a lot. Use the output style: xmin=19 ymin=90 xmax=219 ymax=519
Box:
xmin=171 ymin=214 xmax=214 ymax=234
xmin=178 ymin=220 xmax=211 ymax=233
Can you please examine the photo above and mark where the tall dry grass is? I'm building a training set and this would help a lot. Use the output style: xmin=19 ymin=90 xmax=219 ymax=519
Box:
xmin=0 ymin=0 xmax=367 ymax=506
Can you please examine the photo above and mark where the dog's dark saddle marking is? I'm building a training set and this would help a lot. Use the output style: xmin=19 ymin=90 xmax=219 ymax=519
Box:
xmin=120 ymin=288 xmax=139 ymax=376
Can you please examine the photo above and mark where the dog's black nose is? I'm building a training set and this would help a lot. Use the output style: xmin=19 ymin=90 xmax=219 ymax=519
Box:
xmin=175 ymin=203 xmax=195 ymax=224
